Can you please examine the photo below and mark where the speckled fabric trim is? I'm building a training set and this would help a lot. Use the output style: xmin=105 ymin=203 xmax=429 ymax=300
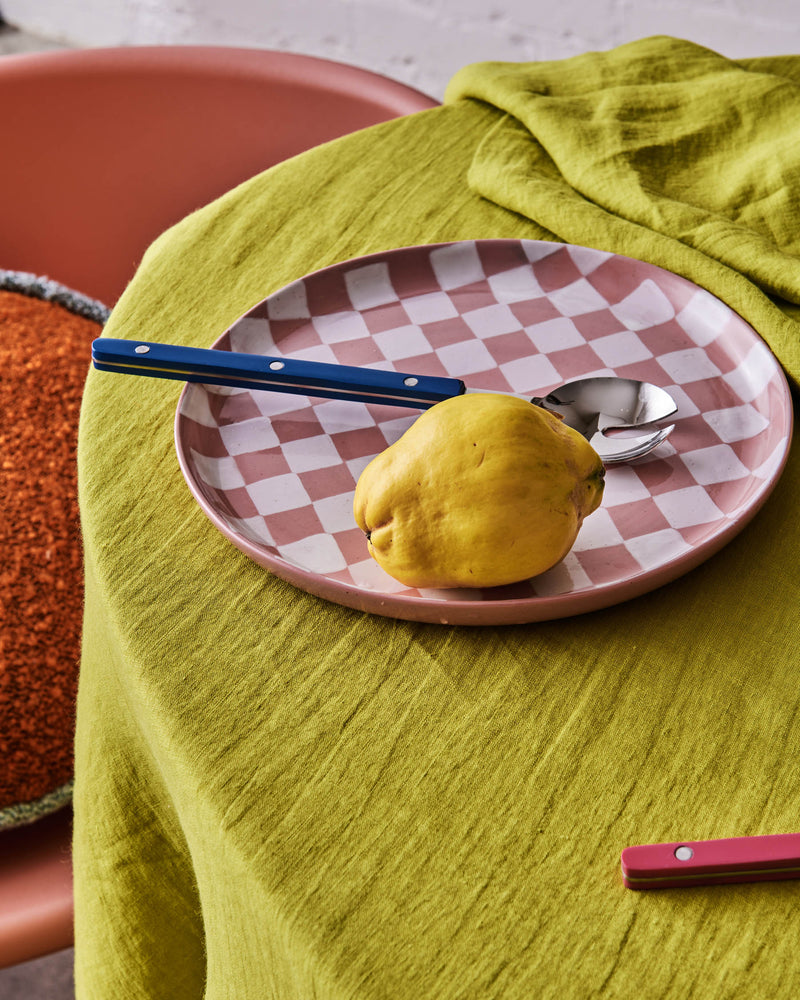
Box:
xmin=0 ymin=779 xmax=73 ymax=831
xmin=0 ymin=269 xmax=111 ymax=323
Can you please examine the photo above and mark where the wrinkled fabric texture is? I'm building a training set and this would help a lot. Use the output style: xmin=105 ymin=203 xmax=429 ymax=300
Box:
xmin=446 ymin=36 xmax=800 ymax=383
xmin=75 ymin=37 xmax=800 ymax=1000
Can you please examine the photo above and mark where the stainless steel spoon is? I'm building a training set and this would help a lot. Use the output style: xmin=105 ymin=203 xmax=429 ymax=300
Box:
xmin=91 ymin=338 xmax=677 ymax=464
xmin=526 ymin=377 xmax=676 ymax=464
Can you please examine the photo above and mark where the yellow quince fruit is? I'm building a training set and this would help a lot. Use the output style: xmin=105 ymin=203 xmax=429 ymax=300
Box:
xmin=353 ymin=393 xmax=605 ymax=589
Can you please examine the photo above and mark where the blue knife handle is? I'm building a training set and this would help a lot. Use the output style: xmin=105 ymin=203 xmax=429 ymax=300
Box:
xmin=91 ymin=339 xmax=465 ymax=409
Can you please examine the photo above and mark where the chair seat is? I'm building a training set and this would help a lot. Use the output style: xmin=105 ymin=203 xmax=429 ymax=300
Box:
xmin=0 ymin=808 xmax=73 ymax=968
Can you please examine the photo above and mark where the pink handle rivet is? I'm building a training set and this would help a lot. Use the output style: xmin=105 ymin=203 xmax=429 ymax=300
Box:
xmin=675 ymin=846 xmax=694 ymax=861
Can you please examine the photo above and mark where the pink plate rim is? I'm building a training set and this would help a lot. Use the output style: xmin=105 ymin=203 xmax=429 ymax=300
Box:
xmin=174 ymin=240 xmax=794 ymax=626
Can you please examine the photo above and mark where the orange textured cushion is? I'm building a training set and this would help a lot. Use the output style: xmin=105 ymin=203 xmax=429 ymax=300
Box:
xmin=0 ymin=274 xmax=107 ymax=824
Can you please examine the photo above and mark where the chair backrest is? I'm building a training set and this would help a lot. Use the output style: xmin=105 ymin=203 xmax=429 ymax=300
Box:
xmin=0 ymin=46 xmax=437 ymax=304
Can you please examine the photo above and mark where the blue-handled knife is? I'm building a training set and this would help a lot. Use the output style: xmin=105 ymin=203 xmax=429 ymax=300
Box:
xmin=91 ymin=338 xmax=460 ymax=409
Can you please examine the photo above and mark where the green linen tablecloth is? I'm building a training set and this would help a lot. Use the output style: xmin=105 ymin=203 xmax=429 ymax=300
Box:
xmin=75 ymin=37 xmax=800 ymax=999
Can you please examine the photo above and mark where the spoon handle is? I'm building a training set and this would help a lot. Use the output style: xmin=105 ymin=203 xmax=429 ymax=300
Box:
xmin=91 ymin=339 xmax=465 ymax=409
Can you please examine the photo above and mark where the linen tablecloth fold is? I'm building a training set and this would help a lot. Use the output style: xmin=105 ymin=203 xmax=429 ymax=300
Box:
xmin=446 ymin=35 xmax=800 ymax=384
xmin=75 ymin=37 xmax=800 ymax=1000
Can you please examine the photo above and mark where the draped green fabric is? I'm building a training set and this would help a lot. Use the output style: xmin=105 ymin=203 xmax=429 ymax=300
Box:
xmin=445 ymin=36 xmax=800 ymax=383
xmin=75 ymin=37 xmax=800 ymax=999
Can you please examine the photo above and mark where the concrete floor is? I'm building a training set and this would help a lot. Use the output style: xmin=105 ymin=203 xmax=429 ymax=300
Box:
xmin=0 ymin=19 xmax=68 ymax=54
xmin=1 ymin=19 xmax=77 ymax=1000
xmin=0 ymin=950 xmax=74 ymax=1000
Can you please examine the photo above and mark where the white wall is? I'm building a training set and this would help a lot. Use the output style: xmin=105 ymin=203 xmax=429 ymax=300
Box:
xmin=3 ymin=0 xmax=799 ymax=98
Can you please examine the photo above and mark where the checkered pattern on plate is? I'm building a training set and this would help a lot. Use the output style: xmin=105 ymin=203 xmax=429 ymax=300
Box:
xmin=176 ymin=240 xmax=791 ymax=611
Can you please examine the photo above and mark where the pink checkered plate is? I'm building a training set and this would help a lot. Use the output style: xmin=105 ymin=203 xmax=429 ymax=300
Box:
xmin=174 ymin=240 xmax=793 ymax=625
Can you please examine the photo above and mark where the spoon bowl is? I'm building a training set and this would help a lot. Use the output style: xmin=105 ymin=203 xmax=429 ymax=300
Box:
xmin=529 ymin=377 xmax=677 ymax=463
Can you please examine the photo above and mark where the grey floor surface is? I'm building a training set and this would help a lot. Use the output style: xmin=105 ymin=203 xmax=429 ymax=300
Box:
xmin=0 ymin=19 xmax=68 ymax=54
xmin=2 ymin=19 xmax=76 ymax=997
xmin=0 ymin=951 xmax=75 ymax=1000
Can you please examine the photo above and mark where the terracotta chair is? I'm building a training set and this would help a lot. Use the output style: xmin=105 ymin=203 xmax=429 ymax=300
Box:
xmin=1 ymin=44 xmax=437 ymax=306
xmin=0 ymin=44 xmax=437 ymax=969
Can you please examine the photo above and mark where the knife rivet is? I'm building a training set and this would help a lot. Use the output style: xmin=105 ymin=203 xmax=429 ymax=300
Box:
xmin=134 ymin=345 xmax=150 ymax=354
xmin=269 ymin=361 xmax=285 ymax=371
xmin=404 ymin=377 xmax=418 ymax=387
xmin=674 ymin=846 xmax=694 ymax=861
